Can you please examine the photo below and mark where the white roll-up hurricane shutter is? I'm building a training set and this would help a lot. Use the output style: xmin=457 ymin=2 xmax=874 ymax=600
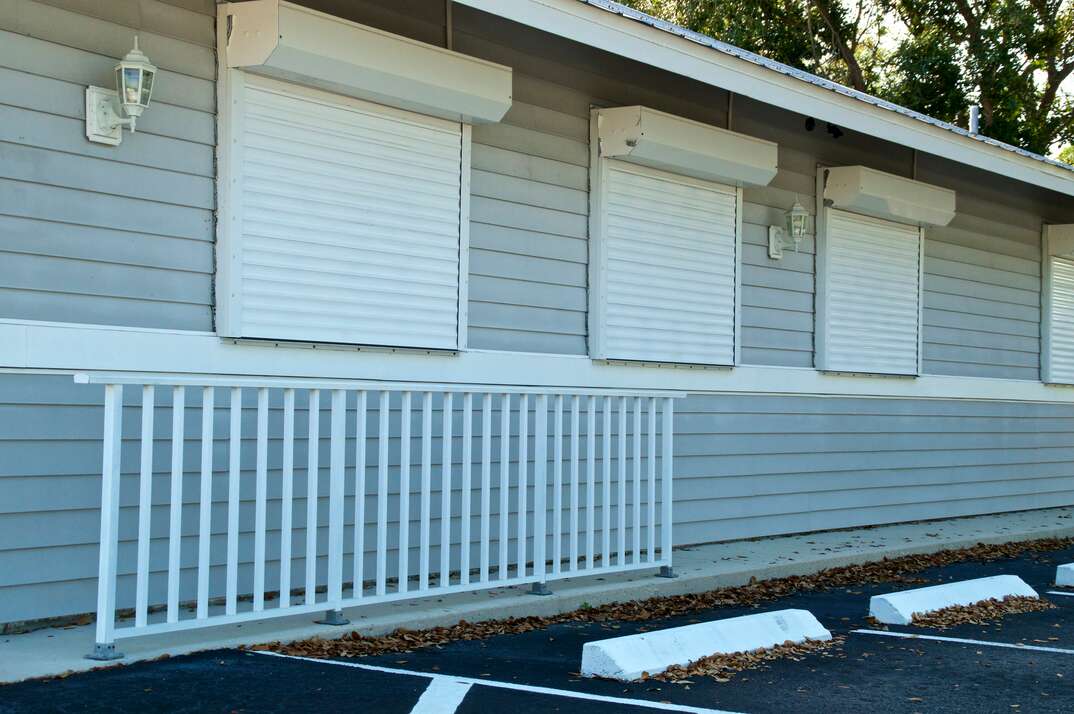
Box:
xmin=825 ymin=209 xmax=921 ymax=375
xmin=1046 ymin=257 xmax=1074 ymax=383
xmin=233 ymin=77 xmax=463 ymax=349
xmin=599 ymin=161 xmax=737 ymax=365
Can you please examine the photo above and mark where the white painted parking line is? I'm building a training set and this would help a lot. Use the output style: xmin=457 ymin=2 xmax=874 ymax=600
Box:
xmin=1047 ymin=591 xmax=1074 ymax=598
xmin=852 ymin=629 xmax=1074 ymax=655
xmin=410 ymin=677 xmax=472 ymax=714
xmin=253 ymin=650 xmax=742 ymax=714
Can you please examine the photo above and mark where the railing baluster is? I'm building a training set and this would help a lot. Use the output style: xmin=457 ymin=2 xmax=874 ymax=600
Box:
xmin=480 ymin=393 xmax=492 ymax=583
xmin=552 ymin=395 xmax=563 ymax=575
xmin=517 ymin=394 xmax=528 ymax=577
xmin=533 ymin=394 xmax=547 ymax=585
xmin=167 ymin=385 xmax=185 ymax=624
xmin=633 ymin=397 xmax=642 ymax=564
xmin=648 ymin=398 xmax=657 ymax=562
xmin=280 ymin=388 xmax=295 ymax=607
xmin=305 ymin=389 xmax=320 ymax=605
xmin=618 ymin=397 xmax=627 ymax=567
xmin=602 ymin=396 xmax=611 ymax=569
xmin=226 ymin=387 xmax=240 ymax=615
xmin=440 ymin=393 xmax=454 ymax=586
xmin=661 ymin=397 xmax=674 ymax=571
xmin=90 ymin=377 xmax=679 ymax=648
xmin=135 ymin=385 xmax=154 ymax=628
xmin=586 ymin=396 xmax=595 ymax=570
xmin=569 ymin=395 xmax=579 ymax=572
xmin=420 ymin=391 xmax=432 ymax=591
xmin=461 ymin=393 xmax=472 ymax=586
xmin=197 ymin=386 xmax=215 ymax=619
xmin=376 ymin=390 xmax=389 ymax=597
xmin=398 ymin=392 xmax=411 ymax=594
xmin=353 ymin=391 xmax=367 ymax=597
xmin=93 ymin=384 xmax=122 ymax=655
xmin=498 ymin=393 xmax=510 ymax=580
xmin=254 ymin=387 xmax=268 ymax=611
xmin=327 ymin=390 xmax=346 ymax=608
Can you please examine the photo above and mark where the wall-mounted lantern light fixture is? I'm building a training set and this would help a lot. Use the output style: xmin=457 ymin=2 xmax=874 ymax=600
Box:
xmin=768 ymin=199 xmax=812 ymax=259
xmin=86 ymin=37 xmax=157 ymax=146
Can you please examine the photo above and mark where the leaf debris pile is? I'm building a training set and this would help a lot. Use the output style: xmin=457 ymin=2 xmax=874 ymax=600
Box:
xmin=251 ymin=536 xmax=1073 ymax=659
xmin=651 ymin=636 xmax=845 ymax=683
xmin=909 ymin=595 xmax=1055 ymax=629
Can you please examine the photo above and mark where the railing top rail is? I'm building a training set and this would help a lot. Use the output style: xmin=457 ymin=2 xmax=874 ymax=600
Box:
xmin=73 ymin=372 xmax=689 ymax=398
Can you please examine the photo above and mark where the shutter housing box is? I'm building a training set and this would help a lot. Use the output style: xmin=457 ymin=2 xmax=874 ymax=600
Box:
xmin=596 ymin=106 xmax=778 ymax=187
xmin=824 ymin=165 xmax=955 ymax=227
xmin=220 ymin=0 xmax=512 ymax=124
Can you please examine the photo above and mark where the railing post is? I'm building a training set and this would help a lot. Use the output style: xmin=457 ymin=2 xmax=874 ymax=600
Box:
xmin=89 ymin=384 xmax=123 ymax=660
xmin=530 ymin=394 xmax=551 ymax=595
xmin=317 ymin=389 xmax=349 ymax=626
xmin=657 ymin=396 xmax=677 ymax=579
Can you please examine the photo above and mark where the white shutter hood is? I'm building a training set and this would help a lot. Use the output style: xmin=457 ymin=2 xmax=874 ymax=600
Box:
xmin=219 ymin=0 xmax=512 ymax=124
xmin=596 ymin=106 xmax=778 ymax=186
xmin=824 ymin=165 xmax=956 ymax=227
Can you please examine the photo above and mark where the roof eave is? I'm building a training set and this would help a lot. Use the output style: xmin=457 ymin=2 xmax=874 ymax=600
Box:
xmin=454 ymin=0 xmax=1074 ymax=199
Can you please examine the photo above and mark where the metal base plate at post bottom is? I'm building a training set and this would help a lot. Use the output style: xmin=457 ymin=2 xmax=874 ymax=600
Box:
xmin=315 ymin=609 xmax=351 ymax=626
xmin=529 ymin=582 xmax=553 ymax=596
xmin=657 ymin=565 xmax=678 ymax=579
xmin=86 ymin=643 xmax=124 ymax=661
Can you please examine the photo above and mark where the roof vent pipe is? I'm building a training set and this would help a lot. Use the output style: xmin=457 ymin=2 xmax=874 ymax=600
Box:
xmin=969 ymin=105 xmax=980 ymax=134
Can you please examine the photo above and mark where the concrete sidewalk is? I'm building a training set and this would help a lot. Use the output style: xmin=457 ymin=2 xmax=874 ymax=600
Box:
xmin=3 ymin=506 xmax=1072 ymax=684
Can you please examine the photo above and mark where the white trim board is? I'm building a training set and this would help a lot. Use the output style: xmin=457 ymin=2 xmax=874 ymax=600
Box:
xmin=451 ymin=0 xmax=1074 ymax=198
xmin=4 ymin=319 xmax=1074 ymax=403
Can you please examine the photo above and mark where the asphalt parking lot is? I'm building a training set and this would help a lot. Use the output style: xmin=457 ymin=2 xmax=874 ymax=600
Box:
xmin=4 ymin=543 xmax=1074 ymax=714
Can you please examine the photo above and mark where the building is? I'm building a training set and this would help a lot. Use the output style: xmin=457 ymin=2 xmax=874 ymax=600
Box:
xmin=2 ymin=0 xmax=1074 ymax=655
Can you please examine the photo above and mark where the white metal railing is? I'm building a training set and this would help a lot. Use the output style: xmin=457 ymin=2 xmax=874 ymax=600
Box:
xmin=80 ymin=373 xmax=684 ymax=659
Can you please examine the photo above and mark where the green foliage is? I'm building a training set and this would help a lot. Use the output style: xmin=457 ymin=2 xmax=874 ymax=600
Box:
xmin=621 ymin=0 xmax=1074 ymax=157
xmin=1061 ymin=144 xmax=1074 ymax=166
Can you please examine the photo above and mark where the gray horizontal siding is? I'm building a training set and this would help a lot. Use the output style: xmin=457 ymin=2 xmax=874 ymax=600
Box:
xmin=740 ymin=159 xmax=816 ymax=367
xmin=0 ymin=0 xmax=215 ymax=331
xmin=6 ymin=374 xmax=1074 ymax=623
xmin=921 ymin=211 xmax=1042 ymax=380
xmin=673 ymin=393 xmax=1074 ymax=544
xmin=467 ymin=76 xmax=591 ymax=354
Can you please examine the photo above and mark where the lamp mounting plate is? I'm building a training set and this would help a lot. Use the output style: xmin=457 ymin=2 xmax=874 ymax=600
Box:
xmin=86 ymin=86 xmax=123 ymax=146
xmin=768 ymin=225 xmax=785 ymax=259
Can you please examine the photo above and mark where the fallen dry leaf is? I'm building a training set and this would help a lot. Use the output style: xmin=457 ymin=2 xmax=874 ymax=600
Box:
xmin=249 ymin=536 xmax=1073 ymax=660
xmin=909 ymin=596 xmax=1055 ymax=630
xmin=653 ymin=636 xmax=845 ymax=683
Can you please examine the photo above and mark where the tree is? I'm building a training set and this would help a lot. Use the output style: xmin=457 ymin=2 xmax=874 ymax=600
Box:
xmin=629 ymin=0 xmax=891 ymax=92
xmin=1060 ymin=144 xmax=1074 ymax=165
xmin=622 ymin=0 xmax=1074 ymax=157
xmin=887 ymin=0 xmax=1074 ymax=154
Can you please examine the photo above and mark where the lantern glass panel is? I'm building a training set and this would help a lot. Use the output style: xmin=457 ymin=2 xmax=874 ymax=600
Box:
xmin=140 ymin=70 xmax=154 ymax=106
xmin=122 ymin=67 xmax=141 ymax=105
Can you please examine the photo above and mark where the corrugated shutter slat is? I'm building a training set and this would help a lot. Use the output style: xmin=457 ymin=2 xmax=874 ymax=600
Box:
xmin=601 ymin=162 xmax=737 ymax=365
xmin=1048 ymin=257 xmax=1074 ymax=383
xmin=236 ymin=80 xmax=462 ymax=349
xmin=825 ymin=209 xmax=920 ymax=375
